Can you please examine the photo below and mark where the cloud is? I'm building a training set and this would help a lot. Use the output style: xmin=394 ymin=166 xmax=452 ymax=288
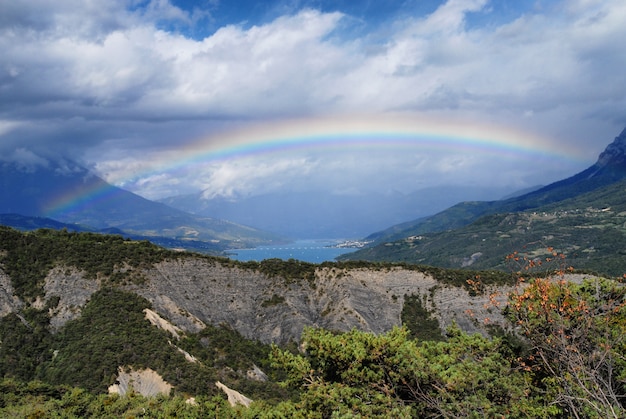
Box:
xmin=193 ymin=156 xmax=318 ymax=199
xmin=0 ymin=148 xmax=49 ymax=172
xmin=0 ymin=0 xmax=625 ymax=199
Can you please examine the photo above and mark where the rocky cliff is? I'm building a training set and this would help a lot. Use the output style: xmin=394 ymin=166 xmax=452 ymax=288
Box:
xmin=597 ymin=127 xmax=626 ymax=169
xmin=4 ymin=256 xmax=584 ymax=345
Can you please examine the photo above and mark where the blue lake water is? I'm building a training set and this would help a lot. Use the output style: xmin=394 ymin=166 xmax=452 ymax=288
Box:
xmin=227 ymin=239 xmax=356 ymax=263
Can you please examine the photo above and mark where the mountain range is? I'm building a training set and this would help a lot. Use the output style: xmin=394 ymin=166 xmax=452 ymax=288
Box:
xmin=0 ymin=160 xmax=284 ymax=251
xmin=340 ymin=127 xmax=626 ymax=276
xmin=158 ymin=185 xmax=516 ymax=239
xmin=2 ymin=127 xmax=626 ymax=276
xmin=369 ymin=127 xmax=626 ymax=242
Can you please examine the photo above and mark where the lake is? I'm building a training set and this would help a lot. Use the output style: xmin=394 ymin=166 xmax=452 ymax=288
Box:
xmin=227 ymin=239 xmax=356 ymax=263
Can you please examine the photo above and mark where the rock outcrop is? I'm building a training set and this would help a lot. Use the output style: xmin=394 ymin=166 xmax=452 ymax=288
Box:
xmin=144 ymin=308 xmax=183 ymax=340
xmin=129 ymin=259 xmax=513 ymax=343
xmin=1 ymin=256 xmax=592 ymax=345
xmin=215 ymin=381 xmax=252 ymax=407
xmin=597 ymin=127 xmax=626 ymax=168
xmin=108 ymin=367 xmax=173 ymax=397
xmin=44 ymin=266 xmax=100 ymax=331
xmin=0 ymin=269 xmax=22 ymax=317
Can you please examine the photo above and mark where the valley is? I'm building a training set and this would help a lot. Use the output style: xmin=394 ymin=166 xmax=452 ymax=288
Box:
xmin=2 ymin=1 xmax=625 ymax=415
xmin=2 ymin=124 xmax=626 ymax=418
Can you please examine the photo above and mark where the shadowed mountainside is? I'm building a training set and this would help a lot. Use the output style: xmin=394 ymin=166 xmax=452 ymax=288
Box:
xmin=0 ymin=159 xmax=284 ymax=249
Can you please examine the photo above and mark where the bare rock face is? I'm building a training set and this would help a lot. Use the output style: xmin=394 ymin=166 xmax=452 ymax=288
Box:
xmin=132 ymin=260 xmax=422 ymax=343
xmin=130 ymin=259 xmax=510 ymax=344
xmin=247 ymin=364 xmax=268 ymax=382
xmin=215 ymin=381 xmax=252 ymax=407
xmin=597 ymin=127 xmax=626 ymax=168
xmin=108 ymin=367 xmax=172 ymax=397
xmin=144 ymin=308 xmax=184 ymax=340
xmin=43 ymin=267 xmax=100 ymax=332
xmin=0 ymin=268 xmax=22 ymax=316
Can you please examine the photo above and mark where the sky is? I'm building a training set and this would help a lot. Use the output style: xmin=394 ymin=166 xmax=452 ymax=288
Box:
xmin=1 ymin=0 xmax=625 ymax=201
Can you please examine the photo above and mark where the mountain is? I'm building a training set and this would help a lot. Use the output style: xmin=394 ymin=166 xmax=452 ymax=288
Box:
xmin=340 ymin=127 xmax=626 ymax=273
xmin=362 ymin=127 xmax=626 ymax=245
xmin=159 ymin=185 xmax=515 ymax=239
xmin=0 ymin=213 xmax=88 ymax=232
xmin=0 ymin=158 xmax=283 ymax=249
xmin=1 ymin=227 xmax=621 ymax=418
xmin=340 ymin=179 xmax=626 ymax=276
xmin=0 ymin=227 xmax=535 ymax=395
xmin=0 ymin=213 xmax=232 ymax=253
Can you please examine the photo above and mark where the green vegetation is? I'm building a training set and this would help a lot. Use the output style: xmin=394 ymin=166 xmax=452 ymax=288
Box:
xmin=0 ymin=286 xmax=287 ymax=401
xmin=0 ymin=310 xmax=55 ymax=382
xmin=342 ymin=180 xmax=626 ymax=277
xmin=269 ymin=326 xmax=555 ymax=417
xmin=0 ymin=379 xmax=246 ymax=418
xmin=0 ymin=227 xmax=175 ymax=300
xmin=42 ymin=288 xmax=206 ymax=394
xmin=400 ymin=294 xmax=443 ymax=341
xmin=1 ymin=227 xmax=625 ymax=417
xmin=240 ymin=258 xmax=317 ymax=286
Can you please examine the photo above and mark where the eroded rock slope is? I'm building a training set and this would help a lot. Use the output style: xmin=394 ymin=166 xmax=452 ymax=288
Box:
xmin=7 ymin=256 xmax=560 ymax=344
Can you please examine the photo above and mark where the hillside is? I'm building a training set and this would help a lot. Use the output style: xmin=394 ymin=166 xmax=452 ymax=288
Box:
xmin=342 ymin=128 xmax=626 ymax=274
xmin=0 ymin=227 xmax=519 ymax=343
xmin=0 ymin=227 xmax=624 ymax=417
xmin=365 ymin=127 xmax=626 ymax=245
xmin=341 ymin=179 xmax=626 ymax=276
xmin=0 ymin=213 xmax=230 ymax=254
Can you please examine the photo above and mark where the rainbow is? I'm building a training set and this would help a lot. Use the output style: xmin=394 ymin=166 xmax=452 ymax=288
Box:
xmin=144 ymin=114 xmax=575 ymax=171
xmin=44 ymin=114 xmax=587 ymax=218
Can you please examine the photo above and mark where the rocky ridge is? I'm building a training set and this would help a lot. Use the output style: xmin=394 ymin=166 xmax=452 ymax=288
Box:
xmin=597 ymin=127 xmax=626 ymax=168
xmin=1 ymin=256 xmax=589 ymax=345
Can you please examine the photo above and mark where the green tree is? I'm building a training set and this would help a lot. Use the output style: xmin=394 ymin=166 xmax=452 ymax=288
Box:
xmin=271 ymin=326 xmax=554 ymax=418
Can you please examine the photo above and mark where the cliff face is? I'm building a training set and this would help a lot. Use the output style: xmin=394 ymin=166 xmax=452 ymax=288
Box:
xmin=597 ymin=128 xmax=626 ymax=169
xmin=28 ymin=257 xmax=541 ymax=344
xmin=0 ymin=269 xmax=22 ymax=317
xmin=3 ymin=255 xmax=590 ymax=344
xmin=132 ymin=260 xmax=445 ymax=343
xmin=44 ymin=266 xmax=101 ymax=331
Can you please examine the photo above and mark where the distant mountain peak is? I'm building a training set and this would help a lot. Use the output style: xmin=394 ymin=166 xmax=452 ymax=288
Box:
xmin=597 ymin=127 xmax=626 ymax=168
xmin=0 ymin=157 xmax=284 ymax=248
